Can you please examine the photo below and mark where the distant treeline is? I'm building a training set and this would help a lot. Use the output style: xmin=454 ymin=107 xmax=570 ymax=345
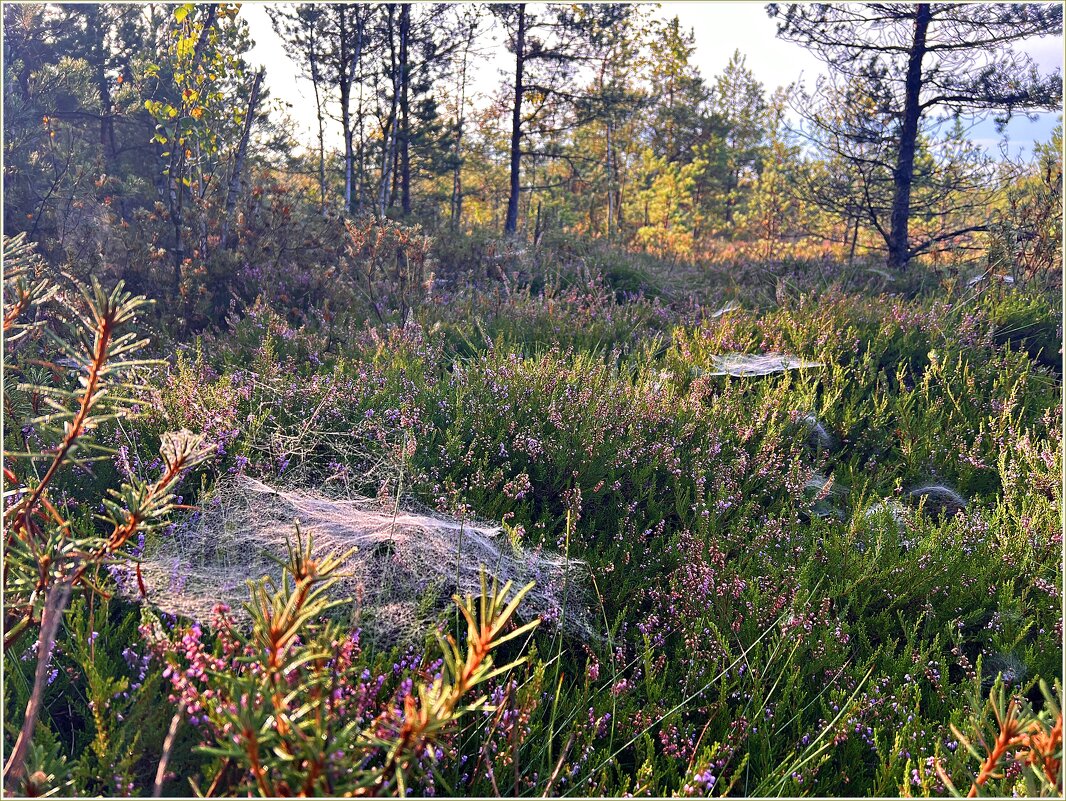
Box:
xmin=3 ymin=3 xmax=1061 ymax=307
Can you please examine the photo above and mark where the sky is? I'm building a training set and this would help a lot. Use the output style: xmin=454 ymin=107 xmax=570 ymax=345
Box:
xmin=241 ymin=1 xmax=1064 ymax=159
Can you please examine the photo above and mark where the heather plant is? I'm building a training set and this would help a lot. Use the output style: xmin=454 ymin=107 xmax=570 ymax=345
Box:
xmin=1 ymin=236 xmax=545 ymax=798
xmin=1 ymin=234 xmax=212 ymax=791
xmin=345 ymin=215 xmax=434 ymax=325
xmin=423 ymin=274 xmax=668 ymax=358
xmin=5 ymin=225 xmax=1061 ymax=797
xmin=144 ymin=532 xmax=539 ymax=796
xmin=976 ymin=285 xmax=1061 ymax=367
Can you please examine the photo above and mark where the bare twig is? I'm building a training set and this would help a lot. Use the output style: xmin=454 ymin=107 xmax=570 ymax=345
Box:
xmin=152 ymin=710 xmax=183 ymax=797
xmin=3 ymin=579 xmax=74 ymax=785
xmin=541 ymin=732 xmax=575 ymax=798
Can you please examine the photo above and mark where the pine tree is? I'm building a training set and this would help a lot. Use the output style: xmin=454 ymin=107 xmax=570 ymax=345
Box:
xmin=769 ymin=2 xmax=1063 ymax=268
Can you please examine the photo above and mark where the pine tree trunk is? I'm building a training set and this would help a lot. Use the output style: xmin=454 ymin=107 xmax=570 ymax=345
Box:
xmin=504 ymin=4 xmax=526 ymax=236
xmin=848 ymin=214 xmax=860 ymax=266
xmin=88 ymin=10 xmax=116 ymax=165
xmin=308 ymin=23 xmax=327 ymax=213
xmin=379 ymin=6 xmax=399 ymax=217
xmin=887 ymin=3 xmax=930 ymax=270
xmin=171 ymin=181 xmax=184 ymax=295
xmin=356 ymin=81 xmax=366 ymax=214
xmin=605 ymin=121 xmax=614 ymax=240
xmin=339 ymin=6 xmax=364 ymax=216
xmin=222 ymin=69 xmax=264 ymax=249
xmin=450 ymin=46 xmax=468 ymax=230
xmin=340 ymin=8 xmax=353 ymax=213
xmin=398 ymin=3 xmax=411 ymax=216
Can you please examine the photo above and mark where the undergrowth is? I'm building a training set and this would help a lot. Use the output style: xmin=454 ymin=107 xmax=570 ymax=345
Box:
xmin=3 ymin=232 xmax=1061 ymax=797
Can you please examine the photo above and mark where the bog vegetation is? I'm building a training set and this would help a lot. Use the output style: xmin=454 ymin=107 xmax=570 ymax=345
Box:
xmin=2 ymin=2 xmax=1063 ymax=798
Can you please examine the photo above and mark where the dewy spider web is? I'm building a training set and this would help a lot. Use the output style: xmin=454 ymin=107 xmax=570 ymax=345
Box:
xmin=133 ymin=476 xmax=595 ymax=644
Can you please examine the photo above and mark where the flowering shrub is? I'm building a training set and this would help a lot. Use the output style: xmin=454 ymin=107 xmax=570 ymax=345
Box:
xmin=145 ymin=536 xmax=539 ymax=796
xmin=3 ymin=227 xmax=1061 ymax=797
